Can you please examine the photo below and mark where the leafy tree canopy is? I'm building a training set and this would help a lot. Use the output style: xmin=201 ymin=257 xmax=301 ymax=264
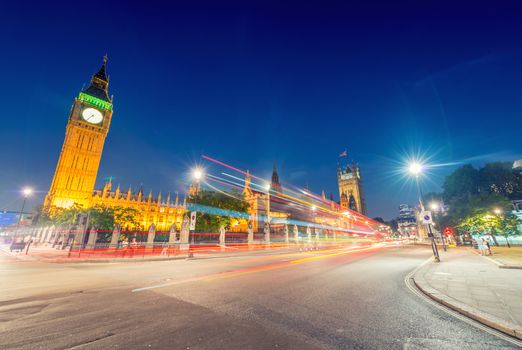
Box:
xmin=39 ymin=204 xmax=141 ymax=231
xmin=442 ymin=164 xmax=479 ymax=200
xmin=423 ymin=162 xmax=522 ymax=244
xmin=191 ymin=189 xmax=249 ymax=232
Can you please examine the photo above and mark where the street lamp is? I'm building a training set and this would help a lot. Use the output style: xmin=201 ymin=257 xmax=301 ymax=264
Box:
xmin=264 ymin=183 xmax=271 ymax=223
xmin=493 ymin=208 xmax=502 ymax=215
xmin=192 ymin=168 xmax=203 ymax=181
xmin=189 ymin=168 xmax=204 ymax=252
xmin=17 ymin=187 xmax=33 ymax=226
xmin=12 ymin=187 xmax=33 ymax=247
xmin=406 ymin=161 xmax=440 ymax=262
xmin=408 ymin=162 xmax=423 ymax=177
xmin=429 ymin=201 xmax=447 ymax=252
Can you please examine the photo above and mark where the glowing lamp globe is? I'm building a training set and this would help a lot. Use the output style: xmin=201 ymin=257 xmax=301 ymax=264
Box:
xmin=22 ymin=187 xmax=33 ymax=197
xmin=192 ymin=168 xmax=203 ymax=181
xmin=408 ymin=162 xmax=423 ymax=176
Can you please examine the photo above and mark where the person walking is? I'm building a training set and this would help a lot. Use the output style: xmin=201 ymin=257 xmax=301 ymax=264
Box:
xmin=121 ymin=238 xmax=129 ymax=257
xmin=478 ymin=237 xmax=487 ymax=256
xmin=130 ymin=237 xmax=138 ymax=258
xmin=483 ymin=237 xmax=492 ymax=256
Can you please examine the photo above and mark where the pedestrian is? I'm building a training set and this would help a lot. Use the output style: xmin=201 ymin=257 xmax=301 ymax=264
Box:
xmin=130 ymin=237 xmax=138 ymax=258
xmin=121 ymin=238 xmax=129 ymax=257
xmin=483 ymin=237 xmax=492 ymax=256
xmin=478 ymin=237 xmax=487 ymax=256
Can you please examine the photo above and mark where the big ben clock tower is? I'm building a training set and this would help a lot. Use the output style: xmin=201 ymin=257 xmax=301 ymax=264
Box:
xmin=45 ymin=56 xmax=113 ymax=209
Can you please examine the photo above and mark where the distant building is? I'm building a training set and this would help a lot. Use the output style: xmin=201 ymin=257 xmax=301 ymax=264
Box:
xmin=337 ymin=161 xmax=367 ymax=215
xmin=397 ymin=204 xmax=417 ymax=237
xmin=513 ymin=160 xmax=522 ymax=174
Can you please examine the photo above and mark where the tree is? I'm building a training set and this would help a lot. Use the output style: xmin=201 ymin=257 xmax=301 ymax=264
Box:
xmin=442 ymin=164 xmax=479 ymax=201
xmin=387 ymin=219 xmax=398 ymax=232
xmin=87 ymin=205 xmax=115 ymax=230
xmin=191 ymin=190 xmax=249 ymax=233
xmin=48 ymin=204 xmax=85 ymax=226
xmin=442 ymin=192 xmax=510 ymax=228
xmin=372 ymin=217 xmax=385 ymax=224
xmin=113 ymin=207 xmax=142 ymax=230
xmin=498 ymin=213 xmax=521 ymax=248
xmin=457 ymin=211 xmax=520 ymax=247
xmin=478 ymin=162 xmax=521 ymax=199
xmin=40 ymin=204 xmax=142 ymax=231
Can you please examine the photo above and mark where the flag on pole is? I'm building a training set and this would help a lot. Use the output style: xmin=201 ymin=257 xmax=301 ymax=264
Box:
xmin=339 ymin=150 xmax=347 ymax=157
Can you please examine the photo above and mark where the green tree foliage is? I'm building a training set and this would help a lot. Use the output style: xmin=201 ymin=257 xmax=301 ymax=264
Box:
xmin=40 ymin=204 xmax=141 ymax=231
xmin=442 ymin=164 xmax=479 ymax=200
xmin=372 ymin=217 xmax=385 ymax=224
xmin=432 ymin=162 xmax=522 ymax=245
xmin=443 ymin=193 xmax=511 ymax=228
xmin=478 ymin=162 xmax=521 ymax=198
xmin=192 ymin=190 xmax=249 ymax=232
xmin=113 ymin=207 xmax=142 ymax=230
xmin=458 ymin=212 xmax=520 ymax=247
xmin=48 ymin=204 xmax=85 ymax=226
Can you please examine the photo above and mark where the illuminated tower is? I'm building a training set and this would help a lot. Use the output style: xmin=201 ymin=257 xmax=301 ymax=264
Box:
xmin=45 ymin=56 xmax=113 ymax=209
xmin=270 ymin=161 xmax=282 ymax=193
xmin=338 ymin=161 xmax=367 ymax=215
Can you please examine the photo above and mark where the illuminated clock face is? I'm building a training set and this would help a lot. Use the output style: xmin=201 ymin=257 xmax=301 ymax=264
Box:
xmin=81 ymin=108 xmax=103 ymax=124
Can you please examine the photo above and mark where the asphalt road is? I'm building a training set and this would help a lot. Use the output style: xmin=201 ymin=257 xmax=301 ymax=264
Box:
xmin=0 ymin=244 xmax=519 ymax=349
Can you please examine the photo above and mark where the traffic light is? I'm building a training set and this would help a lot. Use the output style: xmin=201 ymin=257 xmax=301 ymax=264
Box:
xmin=444 ymin=227 xmax=453 ymax=236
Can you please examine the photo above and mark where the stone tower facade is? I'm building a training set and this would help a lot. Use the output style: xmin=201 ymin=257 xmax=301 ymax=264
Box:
xmin=337 ymin=161 xmax=367 ymax=215
xmin=45 ymin=56 xmax=113 ymax=209
xmin=43 ymin=58 xmax=186 ymax=230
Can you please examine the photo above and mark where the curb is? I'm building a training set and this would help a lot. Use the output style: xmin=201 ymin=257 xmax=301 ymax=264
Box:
xmin=412 ymin=267 xmax=522 ymax=340
xmin=470 ymin=248 xmax=522 ymax=270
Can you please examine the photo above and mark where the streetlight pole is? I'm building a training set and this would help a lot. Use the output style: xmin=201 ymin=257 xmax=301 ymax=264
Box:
xmin=430 ymin=202 xmax=447 ymax=252
xmin=264 ymin=183 xmax=271 ymax=245
xmin=409 ymin=162 xmax=440 ymax=262
xmin=189 ymin=168 xmax=204 ymax=256
xmin=14 ymin=187 xmax=33 ymax=241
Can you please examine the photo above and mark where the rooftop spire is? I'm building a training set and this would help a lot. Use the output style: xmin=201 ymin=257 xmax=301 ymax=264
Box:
xmin=94 ymin=54 xmax=108 ymax=81
xmin=271 ymin=161 xmax=282 ymax=192
xmin=83 ymin=55 xmax=111 ymax=102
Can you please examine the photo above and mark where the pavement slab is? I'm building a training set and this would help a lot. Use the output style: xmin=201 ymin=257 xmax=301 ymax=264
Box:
xmin=413 ymin=247 xmax=522 ymax=340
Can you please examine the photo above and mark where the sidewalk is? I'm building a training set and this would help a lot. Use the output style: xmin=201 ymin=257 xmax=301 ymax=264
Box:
xmin=413 ymin=247 xmax=522 ymax=339
xmin=485 ymin=246 xmax=522 ymax=269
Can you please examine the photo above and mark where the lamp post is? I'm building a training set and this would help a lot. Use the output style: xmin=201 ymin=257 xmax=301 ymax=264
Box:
xmin=12 ymin=187 xmax=33 ymax=248
xmin=430 ymin=201 xmax=447 ymax=252
xmin=17 ymin=187 xmax=33 ymax=226
xmin=190 ymin=168 xmax=204 ymax=251
xmin=408 ymin=162 xmax=440 ymax=262
xmin=264 ymin=183 xmax=271 ymax=243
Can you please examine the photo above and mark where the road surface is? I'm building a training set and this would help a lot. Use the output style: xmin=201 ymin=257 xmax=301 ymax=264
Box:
xmin=0 ymin=244 xmax=518 ymax=349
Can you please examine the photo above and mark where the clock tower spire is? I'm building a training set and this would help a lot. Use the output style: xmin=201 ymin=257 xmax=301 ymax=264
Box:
xmin=44 ymin=57 xmax=114 ymax=209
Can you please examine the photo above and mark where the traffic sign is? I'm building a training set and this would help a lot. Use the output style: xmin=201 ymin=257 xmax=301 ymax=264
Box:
xmin=189 ymin=211 xmax=197 ymax=230
xmin=421 ymin=211 xmax=433 ymax=224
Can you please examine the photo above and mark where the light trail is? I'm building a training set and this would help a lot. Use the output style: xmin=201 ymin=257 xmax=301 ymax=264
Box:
xmin=201 ymin=156 xmax=382 ymax=231
xmin=132 ymin=244 xmax=385 ymax=292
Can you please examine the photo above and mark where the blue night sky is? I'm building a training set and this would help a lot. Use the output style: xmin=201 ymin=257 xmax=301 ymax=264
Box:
xmin=1 ymin=1 xmax=521 ymax=219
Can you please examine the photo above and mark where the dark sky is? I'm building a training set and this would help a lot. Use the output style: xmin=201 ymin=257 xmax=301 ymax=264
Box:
xmin=1 ymin=1 xmax=521 ymax=219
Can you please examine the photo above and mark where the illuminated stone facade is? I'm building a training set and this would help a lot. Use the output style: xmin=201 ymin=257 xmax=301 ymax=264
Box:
xmin=44 ymin=58 xmax=185 ymax=230
xmin=338 ymin=161 xmax=367 ymax=215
